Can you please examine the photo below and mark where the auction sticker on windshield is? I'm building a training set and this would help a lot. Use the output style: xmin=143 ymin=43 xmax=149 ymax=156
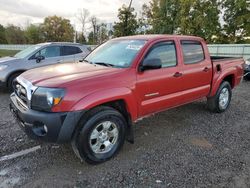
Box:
xmin=126 ymin=44 xmax=143 ymax=51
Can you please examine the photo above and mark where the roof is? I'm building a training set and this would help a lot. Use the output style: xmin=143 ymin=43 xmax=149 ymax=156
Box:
xmin=37 ymin=42 xmax=82 ymax=46
xmin=113 ymin=34 xmax=203 ymax=41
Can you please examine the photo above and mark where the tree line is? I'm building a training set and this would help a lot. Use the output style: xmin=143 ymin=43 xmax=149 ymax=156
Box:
xmin=0 ymin=16 xmax=74 ymax=44
xmin=0 ymin=13 xmax=111 ymax=45
xmin=0 ymin=0 xmax=249 ymax=45
xmin=114 ymin=0 xmax=250 ymax=44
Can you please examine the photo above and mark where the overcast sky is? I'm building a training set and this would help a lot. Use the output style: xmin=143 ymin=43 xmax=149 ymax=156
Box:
xmin=0 ymin=0 xmax=150 ymax=31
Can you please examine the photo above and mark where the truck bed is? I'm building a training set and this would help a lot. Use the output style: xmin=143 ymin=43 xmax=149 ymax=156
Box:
xmin=209 ymin=56 xmax=244 ymax=97
xmin=210 ymin=56 xmax=242 ymax=62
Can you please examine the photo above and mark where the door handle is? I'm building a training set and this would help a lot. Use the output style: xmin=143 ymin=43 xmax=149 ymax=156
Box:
xmin=203 ymin=67 xmax=209 ymax=72
xmin=173 ymin=72 xmax=183 ymax=78
xmin=57 ymin=60 xmax=63 ymax=63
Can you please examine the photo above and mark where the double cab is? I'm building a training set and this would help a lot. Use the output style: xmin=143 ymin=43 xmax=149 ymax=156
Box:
xmin=10 ymin=35 xmax=244 ymax=164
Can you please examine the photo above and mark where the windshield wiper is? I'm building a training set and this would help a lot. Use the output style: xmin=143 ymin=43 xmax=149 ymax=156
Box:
xmin=80 ymin=59 xmax=91 ymax=63
xmin=80 ymin=60 xmax=115 ymax=67
xmin=93 ymin=62 xmax=114 ymax=67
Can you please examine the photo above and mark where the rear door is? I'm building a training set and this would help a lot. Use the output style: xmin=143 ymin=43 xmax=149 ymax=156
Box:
xmin=179 ymin=40 xmax=212 ymax=101
xmin=136 ymin=40 xmax=184 ymax=117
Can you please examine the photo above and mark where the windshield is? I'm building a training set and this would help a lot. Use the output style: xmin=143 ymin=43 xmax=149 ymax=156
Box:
xmin=85 ymin=39 xmax=147 ymax=68
xmin=14 ymin=45 xmax=42 ymax=59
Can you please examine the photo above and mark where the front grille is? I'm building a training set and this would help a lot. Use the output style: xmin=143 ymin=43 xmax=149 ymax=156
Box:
xmin=14 ymin=81 xmax=28 ymax=108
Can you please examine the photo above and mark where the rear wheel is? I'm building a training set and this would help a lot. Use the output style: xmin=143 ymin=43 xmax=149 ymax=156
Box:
xmin=71 ymin=106 xmax=127 ymax=164
xmin=207 ymin=81 xmax=232 ymax=113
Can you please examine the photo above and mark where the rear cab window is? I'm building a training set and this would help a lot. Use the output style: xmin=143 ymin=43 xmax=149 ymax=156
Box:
xmin=181 ymin=40 xmax=205 ymax=64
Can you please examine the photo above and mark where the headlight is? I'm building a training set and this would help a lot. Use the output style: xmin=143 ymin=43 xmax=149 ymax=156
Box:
xmin=244 ymin=60 xmax=250 ymax=70
xmin=31 ymin=87 xmax=65 ymax=112
xmin=0 ymin=65 xmax=8 ymax=71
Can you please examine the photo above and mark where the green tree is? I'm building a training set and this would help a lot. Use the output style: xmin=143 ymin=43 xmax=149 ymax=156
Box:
xmin=87 ymin=18 xmax=108 ymax=44
xmin=147 ymin=0 xmax=180 ymax=34
xmin=0 ymin=24 xmax=7 ymax=44
xmin=98 ymin=23 xmax=109 ymax=43
xmin=138 ymin=3 xmax=152 ymax=34
xmin=89 ymin=16 xmax=98 ymax=44
xmin=87 ymin=31 xmax=95 ymax=45
xmin=25 ymin=24 xmax=42 ymax=44
xmin=141 ymin=0 xmax=222 ymax=43
xmin=113 ymin=4 xmax=139 ymax=37
xmin=76 ymin=32 xmax=87 ymax=43
xmin=178 ymin=0 xmax=221 ymax=43
xmin=222 ymin=0 xmax=250 ymax=43
xmin=139 ymin=0 xmax=180 ymax=34
xmin=5 ymin=25 xmax=26 ymax=44
xmin=41 ymin=15 xmax=74 ymax=42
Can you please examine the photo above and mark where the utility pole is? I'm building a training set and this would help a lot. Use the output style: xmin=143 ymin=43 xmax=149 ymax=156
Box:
xmin=124 ymin=0 xmax=133 ymax=36
xmin=128 ymin=0 xmax=132 ymax=9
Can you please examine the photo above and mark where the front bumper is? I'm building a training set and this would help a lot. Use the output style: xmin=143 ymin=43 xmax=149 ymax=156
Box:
xmin=10 ymin=93 xmax=83 ymax=143
xmin=0 ymin=80 xmax=6 ymax=88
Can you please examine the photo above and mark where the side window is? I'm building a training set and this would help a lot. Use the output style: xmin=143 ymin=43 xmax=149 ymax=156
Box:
xmin=76 ymin=47 xmax=83 ymax=53
xmin=33 ymin=46 xmax=61 ymax=58
xmin=33 ymin=51 xmax=40 ymax=59
xmin=62 ymin=46 xmax=82 ymax=56
xmin=181 ymin=41 xmax=205 ymax=64
xmin=144 ymin=41 xmax=177 ymax=68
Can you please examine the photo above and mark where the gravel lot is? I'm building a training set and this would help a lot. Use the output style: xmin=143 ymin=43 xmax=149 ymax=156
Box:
xmin=0 ymin=81 xmax=250 ymax=188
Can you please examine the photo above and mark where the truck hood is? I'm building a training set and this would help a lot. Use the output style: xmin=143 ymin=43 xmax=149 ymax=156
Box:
xmin=21 ymin=62 xmax=125 ymax=87
xmin=0 ymin=56 xmax=20 ymax=64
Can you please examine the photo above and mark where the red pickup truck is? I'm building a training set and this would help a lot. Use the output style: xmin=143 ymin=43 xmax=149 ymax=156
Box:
xmin=10 ymin=35 xmax=244 ymax=164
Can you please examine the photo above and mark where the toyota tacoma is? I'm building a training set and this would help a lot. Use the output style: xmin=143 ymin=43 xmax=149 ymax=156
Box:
xmin=10 ymin=35 xmax=244 ymax=164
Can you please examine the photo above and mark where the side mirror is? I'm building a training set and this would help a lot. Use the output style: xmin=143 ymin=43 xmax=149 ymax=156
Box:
xmin=139 ymin=58 xmax=162 ymax=72
xmin=36 ymin=55 xmax=45 ymax=63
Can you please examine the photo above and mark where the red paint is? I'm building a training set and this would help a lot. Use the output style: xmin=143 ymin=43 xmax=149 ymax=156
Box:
xmin=21 ymin=35 xmax=244 ymax=122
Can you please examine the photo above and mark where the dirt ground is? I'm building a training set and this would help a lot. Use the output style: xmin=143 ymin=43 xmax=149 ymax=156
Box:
xmin=0 ymin=81 xmax=250 ymax=188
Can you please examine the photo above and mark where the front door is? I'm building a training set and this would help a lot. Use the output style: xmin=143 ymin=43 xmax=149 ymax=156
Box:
xmin=136 ymin=41 xmax=184 ymax=117
xmin=28 ymin=45 xmax=63 ymax=68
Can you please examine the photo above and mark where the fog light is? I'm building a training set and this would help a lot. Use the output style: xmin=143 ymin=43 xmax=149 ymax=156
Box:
xmin=32 ymin=121 xmax=48 ymax=137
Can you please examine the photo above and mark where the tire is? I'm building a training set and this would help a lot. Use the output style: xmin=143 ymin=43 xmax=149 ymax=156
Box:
xmin=71 ymin=106 xmax=127 ymax=164
xmin=7 ymin=73 xmax=22 ymax=92
xmin=244 ymin=74 xmax=250 ymax=81
xmin=207 ymin=81 xmax=232 ymax=113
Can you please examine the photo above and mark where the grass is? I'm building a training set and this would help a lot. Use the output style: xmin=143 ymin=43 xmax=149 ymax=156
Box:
xmin=0 ymin=49 xmax=20 ymax=58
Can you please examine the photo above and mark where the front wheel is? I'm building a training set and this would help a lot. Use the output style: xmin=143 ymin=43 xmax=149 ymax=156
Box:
xmin=207 ymin=81 xmax=232 ymax=113
xmin=8 ymin=73 xmax=21 ymax=92
xmin=244 ymin=74 xmax=250 ymax=81
xmin=71 ymin=106 xmax=127 ymax=164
